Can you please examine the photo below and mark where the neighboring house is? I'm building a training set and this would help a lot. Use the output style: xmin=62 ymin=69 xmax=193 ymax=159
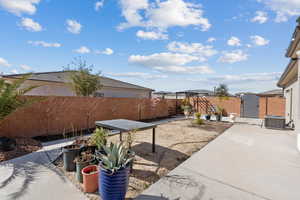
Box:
xmin=153 ymin=89 xmax=214 ymax=99
xmin=257 ymin=89 xmax=284 ymax=97
xmin=2 ymin=71 xmax=153 ymax=98
xmin=277 ymin=17 xmax=300 ymax=150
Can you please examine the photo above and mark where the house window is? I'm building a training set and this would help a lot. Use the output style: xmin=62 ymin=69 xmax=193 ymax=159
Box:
xmin=94 ymin=92 xmax=104 ymax=97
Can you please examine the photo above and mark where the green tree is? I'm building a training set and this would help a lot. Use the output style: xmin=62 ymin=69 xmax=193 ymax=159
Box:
xmin=67 ymin=58 xmax=102 ymax=96
xmin=215 ymin=84 xmax=229 ymax=100
xmin=0 ymin=75 xmax=39 ymax=121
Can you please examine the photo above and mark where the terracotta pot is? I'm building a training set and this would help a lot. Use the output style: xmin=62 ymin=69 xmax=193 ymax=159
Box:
xmin=82 ymin=165 xmax=99 ymax=193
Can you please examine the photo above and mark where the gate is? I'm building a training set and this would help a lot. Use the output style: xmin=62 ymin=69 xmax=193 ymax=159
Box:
xmin=241 ymin=94 xmax=259 ymax=118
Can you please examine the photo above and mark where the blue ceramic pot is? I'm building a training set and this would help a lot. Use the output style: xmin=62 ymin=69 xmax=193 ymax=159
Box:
xmin=99 ymin=166 xmax=130 ymax=200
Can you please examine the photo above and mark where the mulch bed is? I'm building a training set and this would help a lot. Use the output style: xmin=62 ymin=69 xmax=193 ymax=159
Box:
xmin=0 ymin=138 xmax=42 ymax=162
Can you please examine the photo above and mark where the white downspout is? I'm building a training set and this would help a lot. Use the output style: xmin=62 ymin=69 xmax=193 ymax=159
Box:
xmin=296 ymin=51 xmax=300 ymax=151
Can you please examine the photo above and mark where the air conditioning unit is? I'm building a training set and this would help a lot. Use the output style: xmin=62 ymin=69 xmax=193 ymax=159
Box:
xmin=265 ymin=116 xmax=285 ymax=129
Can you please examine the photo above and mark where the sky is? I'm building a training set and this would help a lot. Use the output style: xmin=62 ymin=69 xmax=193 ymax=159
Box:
xmin=0 ymin=0 xmax=299 ymax=93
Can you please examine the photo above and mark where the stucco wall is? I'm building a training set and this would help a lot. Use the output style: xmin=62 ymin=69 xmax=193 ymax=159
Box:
xmin=0 ymin=96 xmax=177 ymax=138
xmin=284 ymin=81 xmax=298 ymax=125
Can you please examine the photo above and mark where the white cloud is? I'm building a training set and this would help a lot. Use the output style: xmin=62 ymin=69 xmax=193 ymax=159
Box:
xmin=11 ymin=69 xmax=18 ymax=74
xmin=118 ymin=0 xmax=149 ymax=30
xmin=20 ymin=64 xmax=31 ymax=70
xmin=227 ymin=36 xmax=241 ymax=46
xmin=136 ymin=30 xmax=168 ymax=40
xmin=129 ymin=52 xmax=198 ymax=67
xmin=118 ymin=0 xmax=211 ymax=31
xmin=167 ymin=41 xmax=217 ymax=62
xmin=0 ymin=57 xmax=10 ymax=67
xmin=28 ymin=40 xmax=61 ymax=48
xmin=218 ymin=50 xmax=248 ymax=63
xmin=208 ymin=72 xmax=281 ymax=84
xmin=257 ymin=0 xmax=300 ymax=22
xmin=102 ymin=48 xmax=114 ymax=55
xmin=251 ymin=11 xmax=268 ymax=24
xmin=207 ymin=37 xmax=216 ymax=43
xmin=66 ymin=19 xmax=82 ymax=34
xmin=250 ymin=35 xmax=269 ymax=46
xmin=154 ymin=65 xmax=214 ymax=74
xmin=74 ymin=46 xmax=91 ymax=54
xmin=0 ymin=0 xmax=40 ymax=16
xmin=19 ymin=17 xmax=42 ymax=32
xmin=95 ymin=48 xmax=114 ymax=55
xmin=95 ymin=0 xmax=104 ymax=11
xmin=108 ymin=72 xmax=168 ymax=79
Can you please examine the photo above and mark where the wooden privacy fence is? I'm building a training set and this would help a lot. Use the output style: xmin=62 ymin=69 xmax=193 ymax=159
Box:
xmin=190 ymin=97 xmax=241 ymax=116
xmin=0 ymin=96 xmax=178 ymax=138
xmin=259 ymin=96 xmax=285 ymax=119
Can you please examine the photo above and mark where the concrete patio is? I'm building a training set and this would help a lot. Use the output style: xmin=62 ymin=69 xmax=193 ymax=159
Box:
xmin=0 ymin=138 xmax=88 ymax=200
xmin=136 ymin=124 xmax=300 ymax=200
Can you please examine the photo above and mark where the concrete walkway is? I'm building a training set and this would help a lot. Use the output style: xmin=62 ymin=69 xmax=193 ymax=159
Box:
xmin=0 ymin=139 xmax=88 ymax=200
xmin=136 ymin=124 xmax=300 ymax=200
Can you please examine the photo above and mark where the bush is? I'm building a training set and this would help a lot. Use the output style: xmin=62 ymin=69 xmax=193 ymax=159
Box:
xmin=194 ymin=118 xmax=204 ymax=125
xmin=195 ymin=112 xmax=201 ymax=120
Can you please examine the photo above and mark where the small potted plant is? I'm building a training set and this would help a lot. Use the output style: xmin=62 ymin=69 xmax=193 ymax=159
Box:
xmin=90 ymin=128 xmax=108 ymax=154
xmin=75 ymin=151 xmax=95 ymax=183
xmin=62 ymin=144 xmax=81 ymax=172
xmin=205 ymin=113 xmax=211 ymax=121
xmin=215 ymin=106 xmax=223 ymax=122
xmin=82 ymin=165 xmax=99 ymax=193
xmin=181 ymin=98 xmax=192 ymax=118
xmin=97 ymin=142 xmax=134 ymax=200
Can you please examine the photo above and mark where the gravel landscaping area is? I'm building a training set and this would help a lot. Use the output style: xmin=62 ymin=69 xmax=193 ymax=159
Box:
xmin=54 ymin=119 xmax=232 ymax=199
xmin=0 ymin=138 xmax=42 ymax=162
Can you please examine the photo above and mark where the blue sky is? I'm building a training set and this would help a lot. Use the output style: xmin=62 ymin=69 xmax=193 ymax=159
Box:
xmin=0 ymin=0 xmax=299 ymax=93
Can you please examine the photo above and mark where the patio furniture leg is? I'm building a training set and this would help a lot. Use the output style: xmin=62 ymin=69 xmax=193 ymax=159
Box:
xmin=120 ymin=132 xmax=123 ymax=141
xmin=152 ymin=128 xmax=156 ymax=153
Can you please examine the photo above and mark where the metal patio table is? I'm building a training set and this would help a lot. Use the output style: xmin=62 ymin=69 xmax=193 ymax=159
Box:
xmin=95 ymin=119 xmax=157 ymax=153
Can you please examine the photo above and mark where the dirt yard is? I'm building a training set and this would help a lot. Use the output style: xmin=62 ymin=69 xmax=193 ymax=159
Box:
xmin=55 ymin=119 xmax=232 ymax=199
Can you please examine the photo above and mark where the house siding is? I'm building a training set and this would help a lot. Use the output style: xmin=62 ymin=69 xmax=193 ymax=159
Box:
xmin=284 ymin=80 xmax=298 ymax=126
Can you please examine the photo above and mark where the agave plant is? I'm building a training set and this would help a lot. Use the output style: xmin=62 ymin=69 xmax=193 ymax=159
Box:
xmin=97 ymin=142 xmax=134 ymax=173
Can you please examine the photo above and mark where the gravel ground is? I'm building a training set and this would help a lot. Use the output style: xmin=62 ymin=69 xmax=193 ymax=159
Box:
xmin=0 ymin=138 xmax=42 ymax=162
xmin=54 ymin=119 xmax=232 ymax=199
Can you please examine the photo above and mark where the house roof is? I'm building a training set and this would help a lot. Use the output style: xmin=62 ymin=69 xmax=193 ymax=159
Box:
xmin=258 ymin=89 xmax=283 ymax=97
xmin=286 ymin=17 xmax=300 ymax=58
xmin=277 ymin=59 xmax=297 ymax=88
xmin=176 ymin=89 xmax=214 ymax=95
xmin=3 ymin=71 xmax=154 ymax=91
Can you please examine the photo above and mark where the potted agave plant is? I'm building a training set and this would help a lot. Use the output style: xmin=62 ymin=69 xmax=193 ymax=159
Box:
xmin=181 ymin=98 xmax=192 ymax=118
xmin=215 ymin=106 xmax=224 ymax=122
xmin=74 ymin=151 xmax=94 ymax=183
xmin=97 ymin=142 xmax=134 ymax=200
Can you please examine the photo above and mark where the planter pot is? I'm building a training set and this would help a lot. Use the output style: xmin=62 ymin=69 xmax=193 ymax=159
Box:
xmin=82 ymin=165 xmax=99 ymax=193
xmin=205 ymin=115 xmax=211 ymax=121
xmin=184 ymin=110 xmax=190 ymax=118
xmin=62 ymin=144 xmax=81 ymax=172
xmin=0 ymin=137 xmax=16 ymax=151
xmin=76 ymin=160 xmax=93 ymax=183
xmin=99 ymin=165 xmax=130 ymax=200
xmin=216 ymin=115 xmax=222 ymax=121
xmin=80 ymin=145 xmax=97 ymax=154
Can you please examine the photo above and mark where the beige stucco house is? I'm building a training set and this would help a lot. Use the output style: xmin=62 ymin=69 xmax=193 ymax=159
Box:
xmin=277 ymin=17 xmax=300 ymax=150
xmin=2 ymin=71 xmax=153 ymax=98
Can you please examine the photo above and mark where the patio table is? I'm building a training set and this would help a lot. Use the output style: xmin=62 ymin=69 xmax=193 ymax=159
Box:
xmin=95 ymin=119 xmax=157 ymax=153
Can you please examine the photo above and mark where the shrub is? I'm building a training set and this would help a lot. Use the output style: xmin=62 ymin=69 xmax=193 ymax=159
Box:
xmin=195 ymin=112 xmax=201 ymax=120
xmin=194 ymin=118 xmax=204 ymax=125
xmin=90 ymin=128 xmax=108 ymax=149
